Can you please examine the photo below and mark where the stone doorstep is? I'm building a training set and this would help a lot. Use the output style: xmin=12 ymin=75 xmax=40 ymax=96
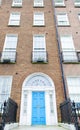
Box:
xmin=4 ymin=123 xmax=76 ymax=130
xmin=4 ymin=123 xmax=19 ymax=130
xmin=59 ymin=123 xmax=76 ymax=130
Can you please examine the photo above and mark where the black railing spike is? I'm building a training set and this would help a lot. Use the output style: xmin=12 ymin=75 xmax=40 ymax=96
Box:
xmin=60 ymin=100 xmax=80 ymax=130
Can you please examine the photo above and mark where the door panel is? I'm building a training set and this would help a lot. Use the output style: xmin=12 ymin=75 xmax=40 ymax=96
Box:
xmin=32 ymin=91 xmax=46 ymax=125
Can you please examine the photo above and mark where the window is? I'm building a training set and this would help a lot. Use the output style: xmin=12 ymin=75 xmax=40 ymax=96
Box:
xmin=0 ymin=0 xmax=2 ymax=6
xmin=60 ymin=35 xmax=78 ymax=62
xmin=49 ymin=92 xmax=54 ymax=113
xmin=12 ymin=0 xmax=22 ymax=7
xmin=78 ymin=13 xmax=80 ymax=20
xmin=34 ymin=0 xmax=44 ymax=7
xmin=32 ymin=34 xmax=47 ymax=62
xmin=23 ymin=93 xmax=27 ymax=114
xmin=33 ymin=34 xmax=46 ymax=51
xmin=57 ymin=13 xmax=70 ymax=26
xmin=74 ymin=0 xmax=80 ymax=7
xmin=0 ymin=76 xmax=12 ymax=108
xmin=33 ymin=12 xmax=45 ymax=26
xmin=8 ymin=12 xmax=20 ymax=26
xmin=54 ymin=0 xmax=65 ymax=7
xmin=67 ymin=77 xmax=80 ymax=103
xmin=1 ymin=34 xmax=18 ymax=63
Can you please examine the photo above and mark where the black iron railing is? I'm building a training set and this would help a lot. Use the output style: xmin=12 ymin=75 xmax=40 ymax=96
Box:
xmin=61 ymin=51 xmax=80 ymax=63
xmin=0 ymin=98 xmax=18 ymax=130
xmin=60 ymin=99 xmax=80 ymax=130
xmin=31 ymin=51 xmax=48 ymax=63
xmin=0 ymin=51 xmax=17 ymax=63
xmin=60 ymin=99 xmax=72 ymax=124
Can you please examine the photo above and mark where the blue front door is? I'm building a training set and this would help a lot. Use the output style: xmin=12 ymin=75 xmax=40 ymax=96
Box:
xmin=32 ymin=91 xmax=46 ymax=125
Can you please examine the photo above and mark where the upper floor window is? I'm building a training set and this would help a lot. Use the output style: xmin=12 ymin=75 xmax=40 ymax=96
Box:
xmin=60 ymin=35 xmax=78 ymax=62
xmin=54 ymin=0 xmax=65 ymax=7
xmin=34 ymin=0 xmax=44 ymax=7
xmin=1 ymin=34 xmax=18 ymax=63
xmin=8 ymin=12 xmax=21 ymax=26
xmin=12 ymin=0 xmax=22 ymax=7
xmin=32 ymin=34 xmax=48 ymax=63
xmin=67 ymin=77 xmax=80 ymax=103
xmin=57 ymin=13 xmax=70 ymax=26
xmin=33 ymin=34 xmax=46 ymax=51
xmin=33 ymin=12 xmax=45 ymax=26
xmin=0 ymin=76 xmax=12 ymax=108
xmin=74 ymin=0 xmax=80 ymax=7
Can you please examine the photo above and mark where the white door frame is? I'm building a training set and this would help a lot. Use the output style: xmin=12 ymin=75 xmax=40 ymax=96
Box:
xmin=19 ymin=73 xmax=58 ymax=125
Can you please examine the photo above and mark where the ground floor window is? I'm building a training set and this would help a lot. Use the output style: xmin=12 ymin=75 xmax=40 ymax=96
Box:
xmin=0 ymin=76 xmax=12 ymax=109
xmin=67 ymin=77 xmax=80 ymax=103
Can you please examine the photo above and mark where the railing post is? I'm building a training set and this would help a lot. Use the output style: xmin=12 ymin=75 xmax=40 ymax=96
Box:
xmin=0 ymin=101 xmax=7 ymax=130
xmin=72 ymin=101 xmax=79 ymax=130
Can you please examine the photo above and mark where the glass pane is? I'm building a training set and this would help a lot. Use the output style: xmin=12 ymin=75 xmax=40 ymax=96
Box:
xmin=50 ymin=94 xmax=54 ymax=113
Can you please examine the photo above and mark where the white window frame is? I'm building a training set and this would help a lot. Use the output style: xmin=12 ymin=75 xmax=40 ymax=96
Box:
xmin=0 ymin=76 xmax=12 ymax=108
xmin=60 ymin=35 xmax=78 ymax=62
xmin=34 ymin=0 xmax=44 ymax=7
xmin=54 ymin=0 xmax=65 ymax=7
xmin=8 ymin=12 xmax=21 ymax=26
xmin=32 ymin=34 xmax=47 ymax=62
xmin=12 ymin=0 xmax=22 ymax=7
xmin=74 ymin=0 xmax=80 ymax=7
xmin=33 ymin=34 xmax=46 ymax=51
xmin=33 ymin=12 xmax=45 ymax=26
xmin=67 ymin=76 xmax=80 ymax=103
xmin=57 ymin=13 xmax=70 ymax=26
xmin=1 ymin=34 xmax=18 ymax=62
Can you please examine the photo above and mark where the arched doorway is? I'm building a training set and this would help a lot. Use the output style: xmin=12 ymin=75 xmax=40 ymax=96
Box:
xmin=20 ymin=73 xmax=58 ymax=125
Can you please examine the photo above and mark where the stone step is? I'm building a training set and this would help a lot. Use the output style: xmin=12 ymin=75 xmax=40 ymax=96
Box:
xmin=11 ymin=125 xmax=69 ymax=130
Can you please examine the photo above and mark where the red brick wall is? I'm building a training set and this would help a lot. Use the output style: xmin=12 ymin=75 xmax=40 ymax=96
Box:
xmin=0 ymin=0 xmax=65 ymax=122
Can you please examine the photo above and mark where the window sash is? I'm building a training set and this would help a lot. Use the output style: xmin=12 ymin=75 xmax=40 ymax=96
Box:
xmin=62 ymin=51 xmax=78 ymax=61
xmin=50 ymin=94 xmax=54 ymax=113
xmin=67 ymin=77 xmax=80 ymax=87
xmin=34 ymin=0 xmax=44 ymax=7
xmin=33 ymin=12 xmax=45 ymax=26
xmin=67 ymin=77 xmax=80 ymax=102
xmin=78 ymin=14 xmax=80 ymax=20
xmin=54 ymin=0 xmax=65 ymax=6
xmin=12 ymin=0 xmax=22 ymax=7
xmin=0 ymin=76 xmax=12 ymax=107
xmin=60 ymin=35 xmax=78 ymax=61
xmin=23 ymin=93 xmax=27 ymax=114
xmin=74 ymin=0 xmax=80 ymax=6
xmin=33 ymin=34 xmax=46 ymax=61
xmin=9 ymin=12 xmax=20 ymax=26
xmin=60 ymin=35 xmax=75 ymax=50
xmin=57 ymin=13 xmax=69 ymax=25
xmin=0 ymin=0 xmax=2 ymax=5
xmin=4 ymin=34 xmax=18 ymax=50
xmin=1 ymin=34 xmax=18 ymax=61
xmin=33 ymin=35 xmax=46 ymax=51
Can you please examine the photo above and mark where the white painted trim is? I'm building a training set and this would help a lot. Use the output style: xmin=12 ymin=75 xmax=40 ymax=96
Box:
xmin=23 ymin=72 xmax=54 ymax=87
xmin=19 ymin=72 xmax=58 ymax=125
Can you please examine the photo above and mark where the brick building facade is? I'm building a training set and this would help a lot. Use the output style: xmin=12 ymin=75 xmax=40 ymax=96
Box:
xmin=54 ymin=0 xmax=80 ymax=106
xmin=0 ymin=0 xmax=65 ymax=125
